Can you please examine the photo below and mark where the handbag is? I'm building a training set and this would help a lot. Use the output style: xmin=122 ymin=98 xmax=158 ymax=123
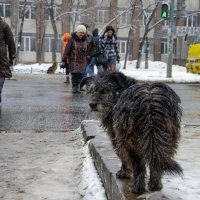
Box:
xmin=97 ymin=50 xmax=108 ymax=65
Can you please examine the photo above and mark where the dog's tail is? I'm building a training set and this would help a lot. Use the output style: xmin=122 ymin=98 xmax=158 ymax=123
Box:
xmin=129 ymin=83 xmax=183 ymax=176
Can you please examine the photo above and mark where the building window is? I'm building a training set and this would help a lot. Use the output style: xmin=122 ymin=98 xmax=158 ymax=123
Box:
xmin=70 ymin=8 xmax=84 ymax=23
xmin=0 ymin=4 xmax=11 ymax=18
xmin=20 ymin=36 xmax=36 ymax=52
xmin=185 ymin=15 xmax=198 ymax=27
xmin=97 ymin=10 xmax=109 ymax=24
xmin=118 ymin=11 xmax=128 ymax=25
xmin=118 ymin=40 xmax=127 ymax=54
xmin=161 ymin=40 xmax=168 ymax=54
xmin=19 ymin=5 xmax=36 ymax=19
xmin=45 ymin=37 xmax=61 ymax=53
xmin=161 ymin=39 xmax=176 ymax=54
xmin=45 ymin=6 xmax=58 ymax=20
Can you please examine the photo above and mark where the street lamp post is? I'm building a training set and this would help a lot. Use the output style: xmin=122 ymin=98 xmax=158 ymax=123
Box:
xmin=167 ymin=0 xmax=175 ymax=78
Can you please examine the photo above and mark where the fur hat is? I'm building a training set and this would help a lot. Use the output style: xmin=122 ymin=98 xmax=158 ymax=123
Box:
xmin=75 ymin=25 xmax=86 ymax=33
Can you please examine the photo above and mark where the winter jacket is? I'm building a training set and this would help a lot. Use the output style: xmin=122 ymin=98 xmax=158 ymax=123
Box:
xmin=92 ymin=28 xmax=99 ymax=57
xmin=62 ymin=33 xmax=71 ymax=64
xmin=62 ymin=32 xmax=88 ymax=74
xmin=86 ymin=33 xmax=96 ymax=61
xmin=99 ymin=34 xmax=120 ymax=62
xmin=0 ymin=18 xmax=16 ymax=78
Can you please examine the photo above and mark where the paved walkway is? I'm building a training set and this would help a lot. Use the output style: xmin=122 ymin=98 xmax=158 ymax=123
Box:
xmin=81 ymin=120 xmax=200 ymax=200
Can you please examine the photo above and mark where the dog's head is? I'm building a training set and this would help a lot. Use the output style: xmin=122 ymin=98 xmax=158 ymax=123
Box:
xmin=80 ymin=72 xmax=137 ymax=113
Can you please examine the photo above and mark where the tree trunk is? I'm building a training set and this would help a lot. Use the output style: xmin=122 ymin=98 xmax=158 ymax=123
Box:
xmin=145 ymin=37 xmax=149 ymax=69
xmin=136 ymin=30 xmax=148 ymax=68
xmin=85 ymin=0 xmax=95 ymax=32
xmin=36 ymin=1 xmax=45 ymax=64
xmin=129 ymin=0 xmax=140 ymax=60
xmin=109 ymin=0 xmax=118 ymax=32
xmin=123 ymin=2 xmax=136 ymax=69
xmin=153 ymin=3 xmax=162 ymax=61
xmin=10 ymin=0 xmax=19 ymax=50
xmin=61 ymin=0 xmax=71 ymax=34
xmin=136 ymin=1 xmax=159 ymax=68
xmin=50 ymin=0 xmax=58 ymax=64
xmin=15 ymin=1 xmax=27 ymax=64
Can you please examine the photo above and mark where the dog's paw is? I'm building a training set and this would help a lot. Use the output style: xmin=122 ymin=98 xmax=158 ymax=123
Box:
xmin=129 ymin=185 xmax=146 ymax=194
xmin=148 ymin=182 xmax=163 ymax=192
xmin=116 ymin=169 xmax=131 ymax=179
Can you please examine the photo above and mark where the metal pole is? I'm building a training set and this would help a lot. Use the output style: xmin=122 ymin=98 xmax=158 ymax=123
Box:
xmin=167 ymin=0 xmax=175 ymax=78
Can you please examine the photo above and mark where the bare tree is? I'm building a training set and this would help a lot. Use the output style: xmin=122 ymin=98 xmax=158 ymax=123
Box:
xmin=109 ymin=0 xmax=118 ymax=32
xmin=136 ymin=1 xmax=161 ymax=68
xmin=154 ymin=2 xmax=162 ymax=62
xmin=123 ymin=0 xmax=136 ymax=69
xmin=85 ymin=0 xmax=96 ymax=31
xmin=49 ymin=0 xmax=58 ymax=64
xmin=15 ymin=0 xmax=27 ymax=64
xmin=129 ymin=0 xmax=140 ymax=60
xmin=61 ymin=0 xmax=71 ymax=34
xmin=36 ymin=1 xmax=46 ymax=64
xmin=10 ymin=0 xmax=19 ymax=51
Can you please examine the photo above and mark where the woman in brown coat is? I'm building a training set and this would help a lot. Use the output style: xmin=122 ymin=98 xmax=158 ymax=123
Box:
xmin=62 ymin=25 xmax=88 ymax=93
xmin=0 ymin=17 xmax=16 ymax=103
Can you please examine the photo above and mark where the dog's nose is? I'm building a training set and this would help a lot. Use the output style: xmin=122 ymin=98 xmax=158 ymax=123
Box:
xmin=89 ymin=102 xmax=97 ymax=109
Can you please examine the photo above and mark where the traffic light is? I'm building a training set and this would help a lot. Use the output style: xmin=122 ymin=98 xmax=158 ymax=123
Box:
xmin=161 ymin=3 xmax=169 ymax=20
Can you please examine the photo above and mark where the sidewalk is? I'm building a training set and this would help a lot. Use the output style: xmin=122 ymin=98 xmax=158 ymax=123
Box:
xmin=81 ymin=120 xmax=200 ymax=200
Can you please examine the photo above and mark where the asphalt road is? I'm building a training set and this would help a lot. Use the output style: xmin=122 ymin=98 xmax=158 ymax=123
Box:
xmin=0 ymin=74 xmax=199 ymax=200
xmin=0 ymin=74 xmax=96 ymax=132
xmin=0 ymin=75 xmax=200 ymax=131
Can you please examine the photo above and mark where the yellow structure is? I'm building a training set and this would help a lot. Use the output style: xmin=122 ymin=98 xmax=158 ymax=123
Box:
xmin=186 ymin=44 xmax=200 ymax=74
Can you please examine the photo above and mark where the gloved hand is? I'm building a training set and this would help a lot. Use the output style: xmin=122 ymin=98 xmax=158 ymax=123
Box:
xmin=60 ymin=62 xmax=66 ymax=69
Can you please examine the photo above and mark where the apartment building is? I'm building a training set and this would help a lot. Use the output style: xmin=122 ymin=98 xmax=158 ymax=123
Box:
xmin=0 ymin=0 xmax=199 ymax=64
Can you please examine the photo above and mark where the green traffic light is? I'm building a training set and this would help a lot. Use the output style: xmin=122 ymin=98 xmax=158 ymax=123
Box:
xmin=161 ymin=3 xmax=168 ymax=19
xmin=161 ymin=11 xmax=167 ymax=19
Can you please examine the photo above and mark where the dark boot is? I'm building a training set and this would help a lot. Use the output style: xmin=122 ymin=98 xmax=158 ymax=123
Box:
xmin=72 ymin=85 xmax=81 ymax=94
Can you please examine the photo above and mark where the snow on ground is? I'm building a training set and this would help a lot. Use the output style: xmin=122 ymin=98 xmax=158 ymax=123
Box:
xmin=13 ymin=60 xmax=200 ymax=83
xmin=12 ymin=61 xmax=200 ymax=200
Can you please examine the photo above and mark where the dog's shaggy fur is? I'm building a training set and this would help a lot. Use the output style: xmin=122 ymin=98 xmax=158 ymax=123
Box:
xmin=81 ymin=72 xmax=183 ymax=194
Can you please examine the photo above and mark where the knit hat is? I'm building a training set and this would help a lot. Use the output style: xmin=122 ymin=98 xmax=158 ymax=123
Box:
xmin=75 ymin=25 xmax=86 ymax=33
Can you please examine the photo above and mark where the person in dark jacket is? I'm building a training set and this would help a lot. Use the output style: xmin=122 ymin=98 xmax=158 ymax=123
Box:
xmin=0 ymin=17 xmax=16 ymax=103
xmin=98 ymin=25 xmax=120 ymax=73
xmin=85 ymin=28 xmax=99 ymax=75
xmin=62 ymin=25 xmax=88 ymax=93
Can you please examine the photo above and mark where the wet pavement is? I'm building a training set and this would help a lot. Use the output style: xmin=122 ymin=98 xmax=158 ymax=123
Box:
xmin=0 ymin=74 xmax=96 ymax=131
xmin=0 ymin=74 xmax=200 ymax=200
xmin=0 ymin=74 xmax=106 ymax=200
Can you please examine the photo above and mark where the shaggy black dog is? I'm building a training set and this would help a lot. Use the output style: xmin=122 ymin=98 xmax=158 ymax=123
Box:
xmin=80 ymin=72 xmax=183 ymax=194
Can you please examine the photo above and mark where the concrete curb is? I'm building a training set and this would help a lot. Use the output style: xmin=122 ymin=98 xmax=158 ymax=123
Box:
xmin=81 ymin=120 xmax=200 ymax=200
xmin=81 ymin=120 xmax=138 ymax=200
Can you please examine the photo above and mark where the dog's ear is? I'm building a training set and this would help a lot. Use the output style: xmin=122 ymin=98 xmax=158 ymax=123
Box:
xmin=109 ymin=72 xmax=137 ymax=89
xmin=80 ymin=76 xmax=94 ymax=91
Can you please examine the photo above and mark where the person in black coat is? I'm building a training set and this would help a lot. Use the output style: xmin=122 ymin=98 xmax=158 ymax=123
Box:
xmin=85 ymin=28 xmax=100 ymax=75
xmin=0 ymin=17 xmax=16 ymax=103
